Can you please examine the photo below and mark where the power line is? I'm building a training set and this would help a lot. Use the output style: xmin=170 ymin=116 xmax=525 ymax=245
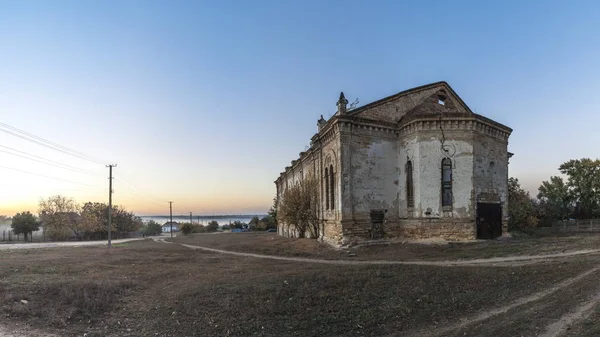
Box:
xmin=0 ymin=145 xmax=101 ymax=177
xmin=0 ymin=165 xmax=98 ymax=188
xmin=0 ymin=122 xmax=106 ymax=164
xmin=114 ymin=177 xmax=166 ymax=208
xmin=117 ymin=170 xmax=166 ymax=204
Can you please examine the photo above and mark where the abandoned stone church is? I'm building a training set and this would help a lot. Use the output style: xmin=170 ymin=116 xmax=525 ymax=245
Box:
xmin=275 ymin=81 xmax=512 ymax=246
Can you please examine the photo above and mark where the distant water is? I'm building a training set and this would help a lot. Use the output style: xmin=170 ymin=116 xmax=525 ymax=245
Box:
xmin=139 ymin=215 xmax=266 ymax=226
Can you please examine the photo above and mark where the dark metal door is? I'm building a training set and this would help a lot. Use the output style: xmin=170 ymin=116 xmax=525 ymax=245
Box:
xmin=477 ymin=203 xmax=502 ymax=239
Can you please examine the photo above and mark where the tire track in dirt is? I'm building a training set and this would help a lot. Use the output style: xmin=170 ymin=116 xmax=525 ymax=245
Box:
xmin=157 ymin=238 xmax=600 ymax=267
xmin=0 ymin=324 xmax=57 ymax=337
xmin=409 ymin=265 xmax=600 ymax=337
xmin=157 ymin=238 xmax=600 ymax=336
xmin=538 ymin=289 xmax=600 ymax=337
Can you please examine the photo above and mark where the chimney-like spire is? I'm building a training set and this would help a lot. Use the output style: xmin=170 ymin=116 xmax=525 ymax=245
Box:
xmin=317 ymin=114 xmax=326 ymax=132
xmin=337 ymin=92 xmax=348 ymax=115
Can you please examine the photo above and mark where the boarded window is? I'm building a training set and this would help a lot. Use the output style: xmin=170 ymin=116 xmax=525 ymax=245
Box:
xmin=325 ymin=167 xmax=329 ymax=210
xmin=329 ymin=165 xmax=335 ymax=210
xmin=406 ymin=161 xmax=414 ymax=208
xmin=442 ymin=158 xmax=452 ymax=207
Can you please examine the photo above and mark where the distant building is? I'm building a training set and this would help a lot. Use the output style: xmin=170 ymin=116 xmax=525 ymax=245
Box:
xmin=275 ymin=81 xmax=512 ymax=246
xmin=162 ymin=222 xmax=180 ymax=233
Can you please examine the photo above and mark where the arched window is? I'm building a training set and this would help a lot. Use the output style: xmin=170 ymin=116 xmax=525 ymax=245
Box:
xmin=406 ymin=161 xmax=414 ymax=208
xmin=329 ymin=165 xmax=335 ymax=210
xmin=324 ymin=167 xmax=329 ymax=210
xmin=441 ymin=158 xmax=452 ymax=207
xmin=489 ymin=161 xmax=495 ymax=188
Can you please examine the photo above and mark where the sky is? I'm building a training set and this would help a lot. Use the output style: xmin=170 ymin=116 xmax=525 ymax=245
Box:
xmin=1 ymin=0 xmax=600 ymax=216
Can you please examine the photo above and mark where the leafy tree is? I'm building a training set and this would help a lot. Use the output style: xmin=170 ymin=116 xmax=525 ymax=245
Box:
xmin=180 ymin=223 xmax=194 ymax=235
xmin=508 ymin=178 xmax=538 ymax=230
xmin=249 ymin=216 xmax=260 ymax=229
xmin=192 ymin=224 xmax=206 ymax=233
xmin=38 ymin=195 xmax=81 ymax=240
xmin=0 ymin=215 xmax=11 ymax=225
xmin=259 ymin=215 xmax=276 ymax=229
xmin=278 ymin=173 xmax=320 ymax=238
xmin=80 ymin=202 xmax=142 ymax=239
xmin=537 ymin=176 xmax=573 ymax=221
xmin=141 ymin=220 xmax=163 ymax=236
xmin=11 ymin=211 xmax=39 ymax=241
xmin=206 ymin=220 xmax=219 ymax=232
xmin=232 ymin=221 xmax=244 ymax=229
xmin=558 ymin=158 xmax=600 ymax=218
xmin=268 ymin=197 xmax=278 ymax=223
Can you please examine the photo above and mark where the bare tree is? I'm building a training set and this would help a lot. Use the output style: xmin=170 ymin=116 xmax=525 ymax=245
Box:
xmin=278 ymin=173 xmax=320 ymax=238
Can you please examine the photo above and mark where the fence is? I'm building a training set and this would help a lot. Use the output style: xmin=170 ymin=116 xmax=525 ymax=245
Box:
xmin=1 ymin=229 xmax=45 ymax=242
xmin=552 ymin=219 xmax=600 ymax=233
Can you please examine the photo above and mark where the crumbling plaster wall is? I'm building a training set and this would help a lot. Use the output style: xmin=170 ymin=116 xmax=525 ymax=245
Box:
xmin=349 ymin=132 xmax=399 ymax=220
xmin=415 ymin=131 xmax=474 ymax=219
xmin=473 ymin=133 xmax=510 ymax=226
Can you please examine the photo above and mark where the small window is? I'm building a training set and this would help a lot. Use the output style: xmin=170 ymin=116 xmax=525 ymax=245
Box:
xmin=437 ymin=95 xmax=446 ymax=106
xmin=325 ymin=168 xmax=329 ymax=210
xmin=406 ymin=161 xmax=414 ymax=208
xmin=441 ymin=158 xmax=452 ymax=207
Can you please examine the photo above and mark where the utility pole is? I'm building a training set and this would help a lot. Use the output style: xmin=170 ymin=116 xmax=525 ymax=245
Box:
xmin=190 ymin=212 xmax=193 ymax=225
xmin=169 ymin=201 xmax=173 ymax=238
xmin=107 ymin=164 xmax=117 ymax=248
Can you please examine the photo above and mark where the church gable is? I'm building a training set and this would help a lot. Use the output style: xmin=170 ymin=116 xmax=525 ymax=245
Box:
xmin=403 ymin=88 xmax=471 ymax=118
xmin=349 ymin=82 xmax=472 ymax=123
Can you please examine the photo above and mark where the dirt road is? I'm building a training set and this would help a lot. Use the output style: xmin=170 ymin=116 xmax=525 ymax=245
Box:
xmin=159 ymin=237 xmax=600 ymax=267
xmin=0 ymin=237 xmax=143 ymax=250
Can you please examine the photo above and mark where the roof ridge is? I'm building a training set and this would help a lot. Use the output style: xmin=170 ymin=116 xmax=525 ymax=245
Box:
xmin=349 ymin=81 xmax=449 ymax=115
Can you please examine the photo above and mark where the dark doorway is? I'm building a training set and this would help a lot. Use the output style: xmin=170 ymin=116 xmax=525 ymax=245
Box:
xmin=477 ymin=203 xmax=502 ymax=239
xmin=370 ymin=210 xmax=385 ymax=239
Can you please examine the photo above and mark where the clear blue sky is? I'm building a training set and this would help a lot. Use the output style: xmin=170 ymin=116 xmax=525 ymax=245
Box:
xmin=1 ymin=0 xmax=599 ymax=215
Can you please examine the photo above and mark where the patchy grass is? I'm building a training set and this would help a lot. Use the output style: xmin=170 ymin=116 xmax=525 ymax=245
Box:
xmin=172 ymin=231 xmax=600 ymax=262
xmin=2 ymin=239 xmax=600 ymax=336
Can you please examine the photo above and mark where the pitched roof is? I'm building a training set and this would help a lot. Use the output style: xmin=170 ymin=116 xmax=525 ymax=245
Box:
xmin=348 ymin=81 xmax=473 ymax=123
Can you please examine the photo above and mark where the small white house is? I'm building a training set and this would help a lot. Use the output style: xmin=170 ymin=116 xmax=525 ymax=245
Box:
xmin=162 ymin=222 xmax=180 ymax=233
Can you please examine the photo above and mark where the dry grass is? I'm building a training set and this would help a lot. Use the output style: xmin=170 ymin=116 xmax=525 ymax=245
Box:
xmin=173 ymin=231 xmax=600 ymax=262
xmin=2 ymin=239 xmax=600 ymax=336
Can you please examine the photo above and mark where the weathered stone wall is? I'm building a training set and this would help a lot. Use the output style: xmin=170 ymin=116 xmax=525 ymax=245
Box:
xmin=386 ymin=219 xmax=477 ymax=240
xmin=322 ymin=220 xmax=343 ymax=245
xmin=349 ymin=131 xmax=399 ymax=219
xmin=473 ymin=132 xmax=510 ymax=232
xmin=398 ymin=135 xmax=419 ymax=218
xmin=414 ymin=131 xmax=474 ymax=218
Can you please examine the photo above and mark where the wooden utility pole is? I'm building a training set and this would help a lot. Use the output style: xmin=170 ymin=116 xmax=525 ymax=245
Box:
xmin=169 ymin=201 xmax=173 ymax=238
xmin=107 ymin=164 xmax=117 ymax=248
xmin=190 ymin=212 xmax=193 ymax=225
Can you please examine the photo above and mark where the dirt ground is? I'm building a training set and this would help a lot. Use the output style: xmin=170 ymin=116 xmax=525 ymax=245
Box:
xmin=172 ymin=231 xmax=600 ymax=261
xmin=3 ymin=234 xmax=600 ymax=336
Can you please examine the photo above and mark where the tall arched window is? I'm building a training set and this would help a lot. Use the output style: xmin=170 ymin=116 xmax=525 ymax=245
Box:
xmin=441 ymin=158 xmax=452 ymax=207
xmin=406 ymin=160 xmax=414 ymax=208
xmin=324 ymin=167 xmax=329 ymax=210
xmin=489 ymin=161 xmax=495 ymax=188
xmin=329 ymin=165 xmax=335 ymax=210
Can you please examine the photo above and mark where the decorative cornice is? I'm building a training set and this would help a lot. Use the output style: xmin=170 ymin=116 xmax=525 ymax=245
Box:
xmin=398 ymin=116 xmax=511 ymax=141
